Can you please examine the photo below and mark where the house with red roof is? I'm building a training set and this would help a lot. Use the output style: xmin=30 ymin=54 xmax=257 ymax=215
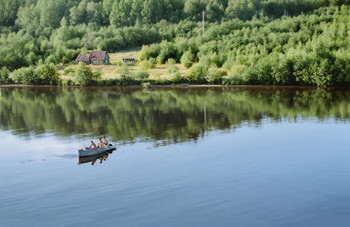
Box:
xmin=76 ymin=51 xmax=110 ymax=65
xmin=75 ymin=54 xmax=91 ymax=65
xmin=90 ymin=51 xmax=110 ymax=65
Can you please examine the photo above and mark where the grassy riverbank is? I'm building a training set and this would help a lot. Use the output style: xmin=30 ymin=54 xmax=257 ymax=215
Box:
xmin=80 ymin=51 xmax=190 ymax=81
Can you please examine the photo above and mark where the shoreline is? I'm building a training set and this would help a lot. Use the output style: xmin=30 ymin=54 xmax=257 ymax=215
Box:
xmin=1 ymin=84 xmax=350 ymax=89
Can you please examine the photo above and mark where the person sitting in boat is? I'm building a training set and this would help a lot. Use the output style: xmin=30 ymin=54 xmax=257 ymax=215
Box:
xmin=89 ymin=140 xmax=97 ymax=149
xmin=97 ymin=138 xmax=103 ymax=148
xmin=103 ymin=136 xmax=109 ymax=146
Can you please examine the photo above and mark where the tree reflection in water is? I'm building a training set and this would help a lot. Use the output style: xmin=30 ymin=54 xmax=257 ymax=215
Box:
xmin=0 ymin=86 xmax=349 ymax=145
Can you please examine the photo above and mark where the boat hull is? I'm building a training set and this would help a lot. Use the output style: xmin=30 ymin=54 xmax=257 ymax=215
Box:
xmin=78 ymin=150 xmax=114 ymax=165
xmin=78 ymin=145 xmax=117 ymax=157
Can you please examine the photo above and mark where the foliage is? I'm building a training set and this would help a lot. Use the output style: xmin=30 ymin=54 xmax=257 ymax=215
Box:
xmin=134 ymin=69 xmax=150 ymax=79
xmin=63 ymin=66 xmax=75 ymax=75
xmin=71 ymin=62 xmax=100 ymax=86
xmin=180 ymin=50 xmax=194 ymax=68
xmin=35 ymin=63 xmax=60 ymax=85
xmin=0 ymin=67 xmax=10 ymax=84
xmin=11 ymin=66 xmax=37 ymax=85
xmin=185 ymin=63 xmax=208 ymax=83
xmin=206 ymin=67 xmax=226 ymax=84
xmin=11 ymin=63 xmax=59 ymax=85
xmin=168 ymin=59 xmax=182 ymax=82
xmin=140 ymin=58 xmax=157 ymax=69
xmin=1 ymin=1 xmax=350 ymax=85
xmin=118 ymin=64 xmax=137 ymax=85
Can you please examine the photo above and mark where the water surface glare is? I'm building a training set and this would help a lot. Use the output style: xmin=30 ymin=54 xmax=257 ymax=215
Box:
xmin=0 ymin=86 xmax=350 ymax=226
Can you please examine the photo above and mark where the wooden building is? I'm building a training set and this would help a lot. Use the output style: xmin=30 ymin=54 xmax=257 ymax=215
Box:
xmin=75 ymin=51 xmax=110 ymax=65
xmin=90 ymin=51 xmax=110 ymax=65
xmin=75 ymin=54 xmax=91 ymax=64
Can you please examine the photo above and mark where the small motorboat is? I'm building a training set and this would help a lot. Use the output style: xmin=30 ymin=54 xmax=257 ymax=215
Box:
xmin=78 ymin=144 xmax=117 ymax=157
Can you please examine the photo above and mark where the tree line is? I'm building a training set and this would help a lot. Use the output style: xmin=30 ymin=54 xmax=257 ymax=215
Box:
xmin=2 ymin=0 xmax=340 ymax=29
xmin=0 ymin=0 xmax=350 ymax=85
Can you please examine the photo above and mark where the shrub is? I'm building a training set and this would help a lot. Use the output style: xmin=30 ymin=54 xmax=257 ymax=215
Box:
xmin=167 ymin=58 xmax=177 ymax=65
xmin=134 ymin=69 xmax=150 ymax=79
xmin=139 ymin=44 xmax=161 ymax=61
xmin=156 ymin=41 xmax=179 ymax=64
xmin=118 ymin=65 xmax=136 ymax=85
xmin=0 ymin=67 xmax=10 ymax=84
xmin=206 ymin=67 xmax=226 ymax=84
xmin=73 ymin=62 xmax=100 ymax=86
xmin=223 ymin=75 xmax=245 ymax=85
xmin=148 ymin=58 xmax=157 ymax=68
xmin=45 ymin=55 xmax=58 ymax=64
xmin=180 ymin=50 xmax=194 ymax=68
xmin=35 ymin=63 xmax=60 ymax=85
xmin=168 ymin=60 xmax=182 ymax=81
xmin=62 ymin=79 xmax=73 ymax=86
xmin=64 ymin=66 xmax=75 ymax=75
xmin=11 ymin=66 xmax=38 ymax=85
xmin=185 ymin=63 xmax=208 ymax=83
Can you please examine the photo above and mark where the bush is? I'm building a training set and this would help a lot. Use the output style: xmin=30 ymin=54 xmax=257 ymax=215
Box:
xmin=168 ymin=60 xmax=182 ymax=81
xmin=206 ymin=67 xmax=226 ymax=84
xmin=148 ymin=58 xmax=157 ymax=68
xmin=35 ymin=63 xmax=60 ymax=85
xmin=140 ymin=58 xmax=156 ymax=69
xmin=118 ymin=65 xmax=136 ymax=85
xmin=139 ymin=44 xmax=161 ymax=61
xmin=180 ymin=50 xmax=194 ymax=68
xmin=62 ymin=79 xmax=73 ymax=86
xmin=223 ymin=75 xmax=245 ymax=85
xmin=11 ymin=66 xmax=38 ymax=85
xmin=0 ymin=67 xmax=10 ymax=84
xmin=134 ymin=69 xmax=150 ymax=79
xmin=73 ymin=62 xmax=100 ymax=86
xmin=185 ymin=63 xmax=208 ymax=83
xmin=167 ymin=58 xmax=177 ymax=65
xmin=64 ymin=66 xmax=75 ymax=75
xmin=45 ymin=55 xmax=58 ymax=64
xmin=157 ymin=41 xmax=179 ymax=64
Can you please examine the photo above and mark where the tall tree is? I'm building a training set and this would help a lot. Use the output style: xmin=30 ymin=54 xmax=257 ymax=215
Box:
xmin=69 ymin=0 xmax=88 ymax=26
xmin=225 ymin=0 xmax=261 ymax=20
xmin=206 ymin=0 xmax=225 ymax=22
xmin=184 ymin=0 xmax=206 ymax=21
xmin=15 ymin=4 xmax=40 ymax=33
xmin=0 ymin=0 xmax=20 ymax=27
xmin=38 ymin=0 xmax=66 ymax=28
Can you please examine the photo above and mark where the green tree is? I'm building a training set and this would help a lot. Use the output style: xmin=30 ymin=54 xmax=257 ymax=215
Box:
xmin=184 ymin=0 xmax=206 ymax=20
xmin=73 ymin=62 xmax=100 ymax=86
xmin=206 ymin=0 xmax=225 ymax=22
xmin=0 ymin=67 xmax=10 ymax=84
xmin=0 ymin=0 xmax=19 ymax=27
xmin=38 ymin=0 xmax=66 ymax=28
xmin=225 ymin=0 xmax=261 ymax=20
xmin=69 ymin=0 xmax=88 ymax=26
xmin=181 ymin=50 xmax=194 ymax=68
xmin=35 ymin=63 xmax=60 ymax=85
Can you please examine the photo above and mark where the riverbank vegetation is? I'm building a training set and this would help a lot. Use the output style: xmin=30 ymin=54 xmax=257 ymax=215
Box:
xmin=0 ymin=0 xmax=350 ymax=86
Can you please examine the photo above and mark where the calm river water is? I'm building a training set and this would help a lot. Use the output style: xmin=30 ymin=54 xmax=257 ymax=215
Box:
xmin=0 ymin=86 xmax=350 ymax=227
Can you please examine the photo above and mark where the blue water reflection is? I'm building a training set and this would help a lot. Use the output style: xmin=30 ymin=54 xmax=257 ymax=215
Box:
xmin=0 ymin=87 xmax=350 ymax=226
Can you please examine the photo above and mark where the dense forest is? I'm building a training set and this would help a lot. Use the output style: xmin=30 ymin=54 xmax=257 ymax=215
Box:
xmin=0 ymin=0 xmax=350 ymax=86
